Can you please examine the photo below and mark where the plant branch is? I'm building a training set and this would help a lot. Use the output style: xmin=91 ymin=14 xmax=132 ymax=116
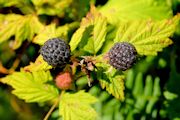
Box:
xmin=0 ymin=61 xmax=9 ymax=74
xmin=43 ymin=91 xmax=65 ymax=120
xmin=9 ymin=41 xmax=30 ymax=73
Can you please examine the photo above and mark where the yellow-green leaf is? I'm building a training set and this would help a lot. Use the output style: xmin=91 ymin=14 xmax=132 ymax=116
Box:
xmin=99 ymin=75 xmax=125 ymax=101
xmin=0 ymin=0 xmax=35 ymax=14
xmin=59 ymin=91 xmax=98 ymax=120
xmin=99 ymin=0 xmax=173 ymax=24
xmin=0 ymin=14 xmax=22 ymax=23
xmin=96 ymin=61 xmax=125 ymax=100
xmin=32 ymin=0 xmax=73 ymax=17
xmin=33 ymin=22 xmax=78 ymax=45
xmin=1 ymin=71 xmax=58 ymax=103
xmin=83 ymin=8 xmax=107 ymax=54
xmin=69 ymin=5 xmax=107 ymax=54
xmin=24 ymin=55 xmax=52 ymax=72
xmin=0 ymin=0 xmax=19 ymax=7
xmin=70 ymin=27 xmax=87 ymax=52
xmin=33 ymin=24 xmax=57 ymax=45
xmin=0 ymin=14 xmax=43 ymax=49
xmin=114 ymin=15 xmax=180 ymax=55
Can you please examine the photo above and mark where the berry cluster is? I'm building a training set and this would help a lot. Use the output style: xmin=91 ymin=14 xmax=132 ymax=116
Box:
xmin=40 ymin=38 xmax=71 ymax=67
xmin=108 ymin=42 xmax=137 ymax=71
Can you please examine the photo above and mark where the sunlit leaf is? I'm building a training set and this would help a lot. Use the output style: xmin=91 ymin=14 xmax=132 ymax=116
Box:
xmin=83 ymin=9 xmax=107 ymax=54
xmin=59 ymin=91 xmax=98 ymax=120
xmin=114 ymin=15 xmax=180 ymax=55
xmin=1 ymin=71 xmax=58 ymax=103
xmin=0 ymin=0 xmax=35 ymax=14
xmin=0 ymin=14 xmax=22 ymax=23
xmin=96 ymin=62 xmax=125 ymax=100
xmin=99 ymin=0 xmax=173 ymax=24
xmin=70 ymin=27 xmax=88 ymax=52
xmin=0 ymin=14 xmax=22 ymax=44
xmin=99 ymin=75 xmax=125 ymax=101
xmin=32 ymin=0 xmax=73 ymax=17
xmin=33 ymin=24 xmax=57 ymax=45
xmin=24 ymin=55 xmax=52 ymax=72
xmin=33 ymin=22 xmax=78 ymax=45
xmin=164 ymin=91 xmax=178 ymax=100
xmin=0 ymin=0 xmax=19 ymax=7
xmin=0 ymin=14 xmax=43 ymax=49
xmin=70 ymin=5 xmax=107 ymax=54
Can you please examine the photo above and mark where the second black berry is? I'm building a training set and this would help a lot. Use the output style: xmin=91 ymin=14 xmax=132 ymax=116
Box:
xmin=108 ymin=42 xmax=137 ymax=71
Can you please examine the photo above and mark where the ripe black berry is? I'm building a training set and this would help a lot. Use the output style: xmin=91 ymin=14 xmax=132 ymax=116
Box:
xmin=40 ymin=38 xmax=71 ymax=67
xmin=108 ymin=42 xmax=137 ymax=71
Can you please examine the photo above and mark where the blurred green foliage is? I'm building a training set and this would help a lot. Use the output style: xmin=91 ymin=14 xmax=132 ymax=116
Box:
xmin=0 ymin=0 xmax=180 ymax=120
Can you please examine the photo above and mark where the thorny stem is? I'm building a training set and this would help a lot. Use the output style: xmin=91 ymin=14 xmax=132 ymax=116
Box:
xmin=43 ymin=91 xmax=65 ymax=120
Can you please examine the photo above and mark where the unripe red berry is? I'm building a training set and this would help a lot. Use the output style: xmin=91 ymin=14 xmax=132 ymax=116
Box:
xmin=55 ymin=72 xmax=72 ymax=90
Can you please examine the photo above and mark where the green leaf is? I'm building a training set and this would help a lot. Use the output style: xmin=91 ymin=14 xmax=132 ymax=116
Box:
xmin=146 ymin=77 xmax=161 ymax=114
xmin=24 ymin=55 xmax=52 ymax=72
xmin=125 ymin=69 xmax=135 ymax=90
xmin=1 ymin=71 xmax=58 ymax=103
xmin=32 ymin=0 xmax=73 ymax=17
xmin=33 ymin=22 xmax=78 ymax=45
xmin=33 ymin=24 xmax=58 ymax=45
xmin=95 ymin=57 xmax=125 ymax=100
xmin=0 ymin=14 xmax=22 ymax=43
xmin=0 ymin=14 xmax=43 ymax=49
xmin=59 ymin=91 xmax=97 ymax=120
xmin=114 ymin=15 xmax=179 ymax=55
xmin=164 ymin=91 xmax=178 ymax=100
xmin=0 ymin=14 xmax=22 ymax=23
xmin=144 ymin=75 xmax=153 ymax=96
xmin=133 ymin=73 xmax=143 ymax=97
xmin=83 ymin=9 xmax=107 ymax=54
xmin=0 ymin=0 xmax=35 ymax=14
xmin=70 ymin=5 xmax=107 ymax=54
xmin=100 ymin=25 xmax=118 ymax=53
xmin=99 ymin=0 xmax=173 ymax=24
xmin=0 ymin=0 xmax=19 ymax=7
xmin=56 ymin=22 xmax=79 ymax=38
xmin=134 ymin=96 xmax=147 ymax=111
xmin=153 ymin=77 xmax=161 ymax=97
xmin=99 ymin=75 xmax=125 ymax=101
xmin=70 ymin=27 xmax=88 ymax=51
